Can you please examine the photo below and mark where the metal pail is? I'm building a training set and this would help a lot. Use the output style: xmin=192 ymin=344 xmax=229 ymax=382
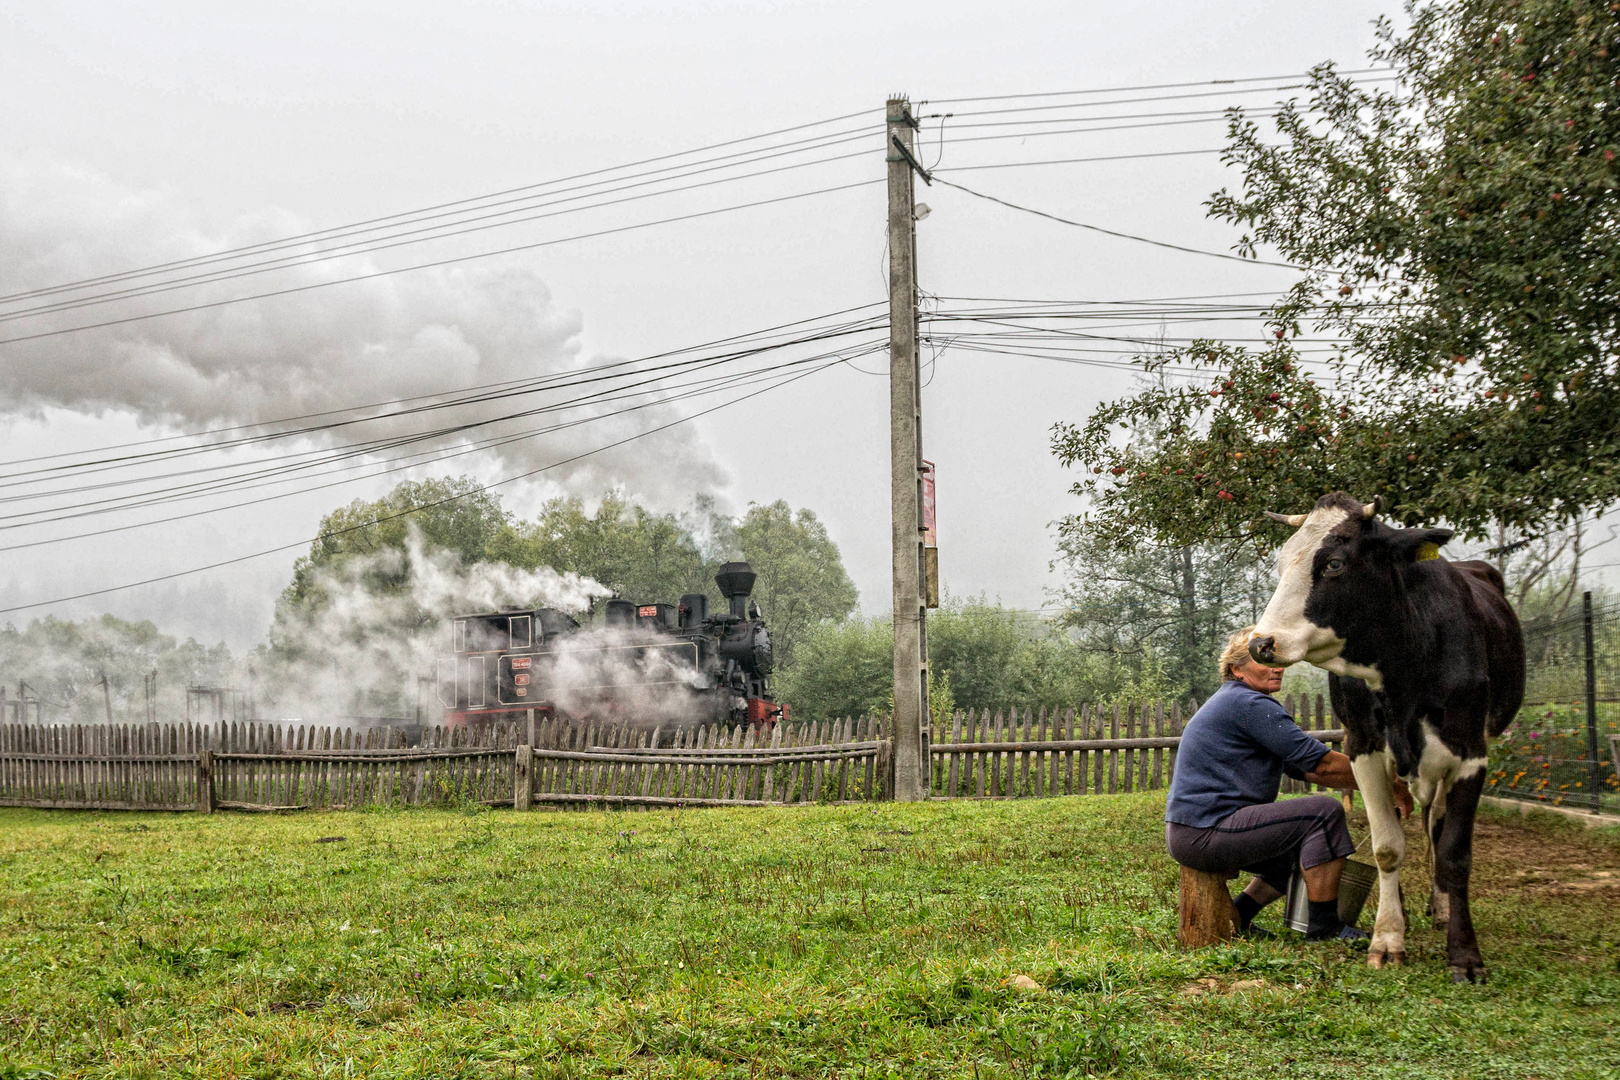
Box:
xmin=1282 ymin=858 xmax=1379 ymax=933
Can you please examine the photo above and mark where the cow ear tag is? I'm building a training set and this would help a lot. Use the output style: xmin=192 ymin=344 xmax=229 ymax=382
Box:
xmin=1415 ymin=541 xmax=1441 ymax=561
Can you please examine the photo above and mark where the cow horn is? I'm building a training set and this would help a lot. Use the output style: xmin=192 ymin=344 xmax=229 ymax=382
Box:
xmin=1264 ymin=511 xmax=1308 ymax=526
xmin=1360 ymin=496 xmax=1382 ymax=518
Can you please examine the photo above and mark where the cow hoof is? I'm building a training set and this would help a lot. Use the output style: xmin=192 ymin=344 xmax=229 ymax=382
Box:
xmin=1368 ymin=948 xmax=1406 ymax=969
xmin=1449 ymin=963 xmax=1487 ymax=985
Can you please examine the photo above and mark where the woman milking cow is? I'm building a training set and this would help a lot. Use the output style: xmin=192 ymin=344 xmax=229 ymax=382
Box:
xmin=1169 ymin=492 xmax=1523 ymax=982
xmin=1165 ymin=627 xmax=1414 ymax=942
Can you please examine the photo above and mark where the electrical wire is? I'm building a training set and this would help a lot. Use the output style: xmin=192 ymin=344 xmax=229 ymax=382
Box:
xmin=5 ymin=79 xmax=1386 ymax=331
xmin=0 ymin=357 xmax=846 ymax=617
xmin=0 ymin=309 xmax=889 ymax=487
xmin=916 ymin=68 xmax=1393 ymax=105
xmin=933 ymin=176 xmax=1304 ymax=270
xmin=0 ymin=109 xmax=885 ymax=307
xmin=0 ymin=318 xmax=889 ymax=521
xmin=0 ymin=301 xmax=889 ymax=472
xmin=5 ymin=73 xmax=1387 ymax=314
xmin=1 ymin=133 xmax=888 ymax=324
xmin=3 ymin=112 xmax=1290 ymax=328
xmin=0 ymin=342 xmax=889 ymax=553
xmin=936 ymin=148 xmax=1223 ymax=173
xmin=0 ymin=178 xmax=885 ymax=347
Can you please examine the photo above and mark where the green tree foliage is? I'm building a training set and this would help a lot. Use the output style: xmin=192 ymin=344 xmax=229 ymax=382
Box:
xmin=273 ymin=479 xmax=854 ymax=688
xmin=1053 ymin=1 xmax=1620 ymax=546
xmin=1051 ymin=534 xmax=1273 ymax=701
xmin=282 ymin=477 xmax=510 ymax=612
xmin=777 ymin=600 xmax=1184 ymax=724
xmin=0 ymin=615 xmax=234 ymax=724
xmin=775 ymin=615 xmax=895 ymax=723
xmin=489 ymin=493 xmax=713 ymax=607
xmin=736 ymin=501 xmax=858 ymax=669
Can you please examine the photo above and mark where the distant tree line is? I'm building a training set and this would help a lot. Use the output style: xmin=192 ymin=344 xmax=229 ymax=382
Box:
xmin=0 ymin=615 xmax=233 ymax=725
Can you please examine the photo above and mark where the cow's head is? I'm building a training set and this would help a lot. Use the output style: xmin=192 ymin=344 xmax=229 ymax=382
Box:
xmin=1248 ymin=491 xmax=1453 ymax=671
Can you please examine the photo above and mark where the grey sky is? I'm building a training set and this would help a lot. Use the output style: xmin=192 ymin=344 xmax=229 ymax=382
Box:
xmin=1 ymin=0 xmax=1425 ymax=650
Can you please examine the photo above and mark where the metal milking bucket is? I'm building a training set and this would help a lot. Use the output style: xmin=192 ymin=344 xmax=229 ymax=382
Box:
xmin=1283 ymin=857 xmax=1379 ymax=933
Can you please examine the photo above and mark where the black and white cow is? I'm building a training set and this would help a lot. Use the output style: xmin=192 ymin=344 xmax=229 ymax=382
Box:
xmin=1247 ymin=491 xmax=1524 ymax=982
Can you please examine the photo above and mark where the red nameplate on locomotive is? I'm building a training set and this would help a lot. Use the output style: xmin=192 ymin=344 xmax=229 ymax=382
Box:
xmin=510 ymin=656 xmax=532 ymax=669
xmin=638 ymin=605 xmax=659 ymax=618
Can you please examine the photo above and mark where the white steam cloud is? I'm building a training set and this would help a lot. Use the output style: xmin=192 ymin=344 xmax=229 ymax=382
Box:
xmin=0 ymin=157 xmax=728 ymax=506
xmin=262 ymin=531 xmax=612 ymax=721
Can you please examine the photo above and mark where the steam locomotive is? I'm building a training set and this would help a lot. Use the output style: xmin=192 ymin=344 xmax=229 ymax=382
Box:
xmin=435 ymin=561 xmax=780 ymax=728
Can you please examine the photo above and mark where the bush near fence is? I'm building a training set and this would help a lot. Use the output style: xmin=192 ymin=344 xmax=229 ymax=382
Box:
xmin=1485 ymin=703 xmax=1620 ymax=812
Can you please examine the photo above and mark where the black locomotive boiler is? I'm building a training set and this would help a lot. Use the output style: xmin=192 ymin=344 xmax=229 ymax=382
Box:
xmin=435 ymin=561 xmax=781 ymax=729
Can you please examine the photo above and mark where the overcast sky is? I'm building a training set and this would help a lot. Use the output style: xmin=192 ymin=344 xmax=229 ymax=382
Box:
xmin=0 ymin=0 xmax=1478 ymax=650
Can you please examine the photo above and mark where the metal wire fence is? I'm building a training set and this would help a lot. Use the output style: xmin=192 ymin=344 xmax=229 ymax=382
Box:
xmin=1486 ymin=594 xmax=1620 ymax=814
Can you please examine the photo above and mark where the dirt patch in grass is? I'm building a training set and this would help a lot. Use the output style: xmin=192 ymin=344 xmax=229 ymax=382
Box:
xmin=1340 ymin=802 xmax=1620 ymax=900
xmin=1471 ymin=814 xmax=1620 ymax=897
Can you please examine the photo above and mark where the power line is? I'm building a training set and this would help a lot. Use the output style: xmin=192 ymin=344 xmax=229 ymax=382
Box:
xmin=933 ymin=176 xmax=1304 ymax=270
xmin=3 ymin=78 xmax=1388 ymax=333
xmin=0 ymin=359 xmax=841 ymax=617
xmin=0 ymin=302 xmax=888 ymax=473
xmin=0 ymin=312 xmax=886 ymax=488
xmin=2 ymin=135 xmax=886 ymax=324
xmin=5 ymin=112 xmax=1297 ymax=327
xmin=0 ymin=109 xmax=884 ymax=307
xmin=0 ymin=319 xmax=888 ymax=522
xmin=917 ymin=68 xmax=1393 ymax=105
xmin=0 ymin=343 xmax=888 ymax=553
xmin=923 ymin=75 xmax=1397 ymax=120
xmin=936 ymin=148 xmax=1222 ymax=173
xmin=0 ymin=178 xmax=884 ymax=347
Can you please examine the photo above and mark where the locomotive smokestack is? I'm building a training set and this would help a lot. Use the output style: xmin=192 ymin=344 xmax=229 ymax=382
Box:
xmin=714 ymin=561 xmax=756 ymax=618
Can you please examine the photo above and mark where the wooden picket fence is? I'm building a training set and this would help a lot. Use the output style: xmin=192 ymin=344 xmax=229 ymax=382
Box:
xmin=926 ymin=695 xmax=1344 ymax=799
xmin=517 ymin=714 xmax=893 ymax=809
xmin=0 ymin=720 xmax=525 ymax=812
xmin=0 ymin=716 xmax=894 ymax=812
xmin=0 ymin=696 xmax=1344 ymax=813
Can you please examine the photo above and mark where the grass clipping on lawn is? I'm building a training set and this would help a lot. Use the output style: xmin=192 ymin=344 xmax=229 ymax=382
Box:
xmin=0 ymin=796 xmax=1617 ymax=1079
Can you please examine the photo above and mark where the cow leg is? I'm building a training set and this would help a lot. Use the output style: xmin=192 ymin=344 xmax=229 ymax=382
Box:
xmin=1433 ymin=769 xmax=1487 ymax=983
xmin=1350 ymin=749 xmax=1406 ymax=967
xmin=1425 ymin=800 xmax=1450 ymax=930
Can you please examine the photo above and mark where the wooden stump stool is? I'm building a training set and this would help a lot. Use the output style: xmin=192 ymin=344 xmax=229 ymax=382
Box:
xmin=1178 ymin=866 xmax=1238 ymax=948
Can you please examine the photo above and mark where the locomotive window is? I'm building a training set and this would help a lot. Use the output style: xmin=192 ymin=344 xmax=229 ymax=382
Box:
xmin=464 ymin=655 xmax=487 ymax=708
xmin=452 ymin=620 xmax=466 ymax=652
xmin=436 ymin=658 xmax=457 ymax=708
xmin=509 ymin=615 xmax=532 ymax=650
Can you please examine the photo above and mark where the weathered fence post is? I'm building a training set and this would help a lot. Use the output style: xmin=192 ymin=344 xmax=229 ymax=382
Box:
xmin=1178 ymin=866 xmax=1237 ymax=948
xmin=197 ymin=748 xmax=214 ymax=815
xmin=514 ymin=744 xmax=532 ymax=811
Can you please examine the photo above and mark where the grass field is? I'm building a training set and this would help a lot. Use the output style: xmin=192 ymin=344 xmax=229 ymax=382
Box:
xmin=1 ymin=794 xmax=1617 ymax=1080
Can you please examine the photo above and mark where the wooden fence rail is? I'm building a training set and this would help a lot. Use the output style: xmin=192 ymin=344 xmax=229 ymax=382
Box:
xmin=925 ymin=695 xmax=1344 ymax=799
xmin=0 ymin=715 xmax=896 ymax=811
xmin=518 ymin=714 xmax=893 ymax=809
xmin=0 ymin=696 xmax=1346 ymax=812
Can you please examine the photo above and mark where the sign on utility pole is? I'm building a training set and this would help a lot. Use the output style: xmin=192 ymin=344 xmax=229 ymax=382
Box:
xmin=887 ymin=95 xmax=929 ymax=801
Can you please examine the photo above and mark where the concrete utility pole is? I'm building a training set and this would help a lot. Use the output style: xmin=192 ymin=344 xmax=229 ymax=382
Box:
xmin=887 ymin=95 xmax=929 ymax=801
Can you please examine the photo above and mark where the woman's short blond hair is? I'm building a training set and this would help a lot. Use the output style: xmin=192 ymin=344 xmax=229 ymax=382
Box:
xmin=1219 ymin=626 xmax=1257 ymax=682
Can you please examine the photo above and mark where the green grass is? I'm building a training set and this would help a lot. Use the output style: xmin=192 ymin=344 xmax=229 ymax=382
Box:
xmin=1 ymin=795 xmax=1617 ymax=1079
